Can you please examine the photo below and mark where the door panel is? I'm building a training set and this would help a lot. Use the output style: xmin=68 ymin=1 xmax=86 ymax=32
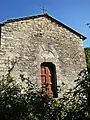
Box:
xmin=41 ymin=66 xmax=53 ymax=96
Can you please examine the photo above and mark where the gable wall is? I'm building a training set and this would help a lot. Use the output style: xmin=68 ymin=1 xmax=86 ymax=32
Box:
xmin=0 ymin=17 xmax=86 ymax=96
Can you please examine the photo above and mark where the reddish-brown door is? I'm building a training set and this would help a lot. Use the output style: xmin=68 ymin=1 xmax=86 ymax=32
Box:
xmin=41 ymin=66 xmax=53 ymax=97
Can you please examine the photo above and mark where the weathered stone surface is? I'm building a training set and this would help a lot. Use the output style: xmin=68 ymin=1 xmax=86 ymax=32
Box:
xmin=0 ymin=15 xmax=86 ymax=97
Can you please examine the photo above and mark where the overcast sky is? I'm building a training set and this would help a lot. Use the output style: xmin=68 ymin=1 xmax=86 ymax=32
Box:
xmin=0 ymin=0 xmax=90 ymax=47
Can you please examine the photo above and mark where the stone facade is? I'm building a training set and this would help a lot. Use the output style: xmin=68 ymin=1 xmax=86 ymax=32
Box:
xmin=0 ymin=14 xmax=86 ymax=97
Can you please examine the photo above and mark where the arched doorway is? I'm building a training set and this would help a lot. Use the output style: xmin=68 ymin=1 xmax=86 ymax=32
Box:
xmin=41 ymin=62 xmax=58 ymax=98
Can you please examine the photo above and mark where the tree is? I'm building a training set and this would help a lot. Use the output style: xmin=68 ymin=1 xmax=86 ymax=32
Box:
xmin=0 ymin=68 xmax=90 ymax=120
xmin=62 ymin=69 xmax=90 ymax=120
xmin=0 ymin=72 xmax=63 ymax=120
xmin=84 ymin=47 xmax=90 ymax=72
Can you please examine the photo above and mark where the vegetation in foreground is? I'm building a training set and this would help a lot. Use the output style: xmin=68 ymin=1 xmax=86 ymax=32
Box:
xmin=0 ymin=47 xmax=90 ymax=120
xmin=0 ymin=68 xmax=90 ymax=120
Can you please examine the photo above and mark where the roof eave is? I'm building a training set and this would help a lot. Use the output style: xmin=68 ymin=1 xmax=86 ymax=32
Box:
xmin=45 ymin=14 xmax=86 ymax=40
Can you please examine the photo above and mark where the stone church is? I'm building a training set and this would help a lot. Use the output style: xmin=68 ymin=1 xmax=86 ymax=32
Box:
xmin=0 ymin=13 xmax=86 ymax=97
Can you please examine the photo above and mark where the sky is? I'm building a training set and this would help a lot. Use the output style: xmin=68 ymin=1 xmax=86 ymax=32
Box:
xmin=0 ymin=0 xmax=90 ymax=48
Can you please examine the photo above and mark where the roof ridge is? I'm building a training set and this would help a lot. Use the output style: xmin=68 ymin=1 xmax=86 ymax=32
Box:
xmin=0 ymin=13 xmax=86 ymax=40
xmin=4 ymin=13 xmax=48 ymax=23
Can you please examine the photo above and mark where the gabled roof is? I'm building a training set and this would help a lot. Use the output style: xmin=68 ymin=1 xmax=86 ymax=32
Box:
xmin=0 ymin=13 xmax=86 ymax=40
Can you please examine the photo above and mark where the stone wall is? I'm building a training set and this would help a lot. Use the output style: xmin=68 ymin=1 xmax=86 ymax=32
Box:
xmin=0 ymin=16 xmax=86 ymax=97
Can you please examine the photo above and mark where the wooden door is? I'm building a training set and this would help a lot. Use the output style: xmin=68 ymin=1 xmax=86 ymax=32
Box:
xmin=41 ymin=66 xmax=53 ymax=97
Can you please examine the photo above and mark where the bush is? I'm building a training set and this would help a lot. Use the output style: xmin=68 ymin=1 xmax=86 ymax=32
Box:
xmin=0 ymin=69 xmax=90 ymax=120
xmin=0 ymin=72 xmax=62 ymax=120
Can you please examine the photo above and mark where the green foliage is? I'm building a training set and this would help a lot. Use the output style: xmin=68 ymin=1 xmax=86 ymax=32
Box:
xmin=0 ymin=74 xmax=28 ymax=120
xmin=62 ymin=70 xmax=90 ymax=120
xmin=85 ymin=47 xmax=90 ymax=72
xmin=0 ymin=72 xmax=62 ymax=120
xmin=0 ymin=69 xmax=90 ymax=120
